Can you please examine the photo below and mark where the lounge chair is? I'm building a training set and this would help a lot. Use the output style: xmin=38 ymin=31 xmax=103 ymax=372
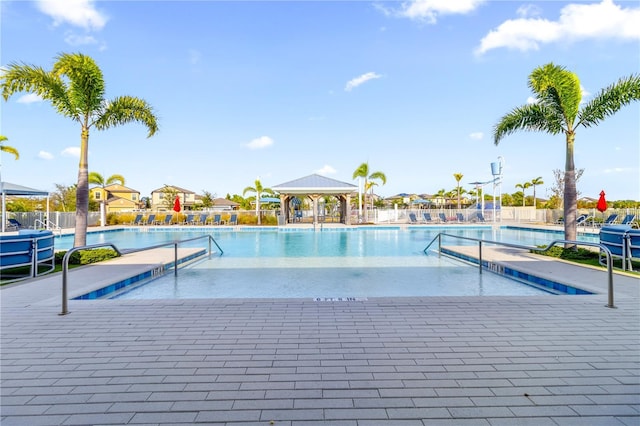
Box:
xmin=438 ymin=213 xmax=448 ymax=223
xmin=182 ymin=214 xmax=195 ymax=225
xmin=626 ymin=229 xmax=640 ymax=271
xmin=129 ymin=214 xmax=143 ymax=225
xmin=160 ymin=214 xmax=173 ymax=225
xmin=621 ymin=214 xmax=637 ymax=226
xmin=408 ymin=213 xmax=419 ymax=224
xmin=7 ymin=218 xmax=26 ymax=230
xmin=422 ymin=212 xmax=433 ymax=224
xmin=208 ymin=214 xmax=221 ymax=225
xmin=475 ymin=212 xmax=486 ymax=223
xmin=576 ymin=214 xmax=589 ymax=226
xmin=196 ymin=213 xmax=208 ymax=225
xmin=227 ymin=214 xmax=238 ymax=226
xmin=597 ymin=214 xmax=618 ymax=227
xmin=455 ymin=213 xmax=466 ymax=223
xmin=142 ymin=214 xmax=156 ymax=226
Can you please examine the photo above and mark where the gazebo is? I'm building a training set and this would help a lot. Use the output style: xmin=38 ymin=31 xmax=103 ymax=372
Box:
xmin=272 ymin=174 xmax=357 ymax=225
xmin=1 ymin=182 xmax=50 ymax=232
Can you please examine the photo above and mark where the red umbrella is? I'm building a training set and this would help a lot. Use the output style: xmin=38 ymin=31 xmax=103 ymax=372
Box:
xmin=173 ymin=195 xmax=181 ymax=213
xmin=597 ymin=190 xmax=607 ymax=212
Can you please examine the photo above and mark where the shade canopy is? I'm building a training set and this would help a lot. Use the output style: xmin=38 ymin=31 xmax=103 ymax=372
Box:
xmin=1 ymin=182 xmax=50 ymax=233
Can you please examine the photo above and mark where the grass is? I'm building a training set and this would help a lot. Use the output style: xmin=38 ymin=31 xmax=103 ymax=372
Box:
xmin=533 ymin=245 xmax=640 ymax=273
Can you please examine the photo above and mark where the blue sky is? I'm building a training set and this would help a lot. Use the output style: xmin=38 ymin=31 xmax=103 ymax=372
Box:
xmin=1 ymin=0 xmax=639 ymax=202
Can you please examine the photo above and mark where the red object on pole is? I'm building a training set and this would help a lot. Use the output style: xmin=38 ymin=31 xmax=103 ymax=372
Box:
xmin=173 ymin=195 xmax=181 ymax=213
xmin=596 ymin=190 xmax=607 ymax=212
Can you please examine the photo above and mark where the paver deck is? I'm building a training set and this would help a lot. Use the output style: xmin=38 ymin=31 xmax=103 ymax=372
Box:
xmin=1 ymin=241 xmax=639 ymax=425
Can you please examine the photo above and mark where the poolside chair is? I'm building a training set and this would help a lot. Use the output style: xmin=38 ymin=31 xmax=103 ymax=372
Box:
xmin=196 ymin=213 xmax=208 ymax=225
xmin=160 ymin=214 xmax=173 ymax=225
xmin=408 ymin=213 xmax=418 ymax=224
xmin=7 ymin=218 xmax=26 ymax=230
xmin=208 ymin=214 xmax=221 ymax=225
xmin=142 ymin=214 xmax=156 ymax=226
xmin=620 ymin=214 xmax=637 ymax=226
xmin=182 ymin=214 xmax=195 ymax=225
xmin=227 ymin=214 xmax=238 ymax=226
xmin=597 ymin=213 xmax=618 ymax=227
xmin=475 ymin=212 xmax=486 ymax=223
xmin=422 ymin=212 xmax=433 ymax=224
xmin=438 ymin=213 xmax=448 ymax=223
xmin=576 ymin=214 xmax=589 ymax=226
xmin=455 ymin=213 xmax=466 ymax=223
xmin=129 ymin=214 xmax=143 ymax=226
xmin=625 ymin=228 xmax=640 ymax=271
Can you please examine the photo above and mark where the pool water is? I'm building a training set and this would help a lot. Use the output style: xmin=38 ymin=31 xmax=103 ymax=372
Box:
xmin=59 ymin=226 xmax=594 ymax=300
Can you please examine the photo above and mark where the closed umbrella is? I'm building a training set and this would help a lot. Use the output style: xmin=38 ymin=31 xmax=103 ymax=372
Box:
xmin=597 ymin=190 xmax=607 ymax=212
xmin=173 ymin=195 xmax=181 ymax=224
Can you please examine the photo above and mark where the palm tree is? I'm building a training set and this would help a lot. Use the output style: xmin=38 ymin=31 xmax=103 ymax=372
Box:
xmin=353 ymin=162 xmax=386 ymax=222
xmin=1 ymin=53 xmax=158 ymax=247
xmin=453 ymin=173 xmax=463 ymax=209
xmin=89 ymin=172 xmax=125 ymax=226
xmin=243 ymin=179 xmax=274 ymax=225
xmin=0 ymin=135 xmax=19 ymax=160
xmin=494 ymin=63 xmax=640 ymax=242
xmin=515 ymin=182 xmax=531 ymax=207
xmin=530 ymin=176 xmax=544 ymax=208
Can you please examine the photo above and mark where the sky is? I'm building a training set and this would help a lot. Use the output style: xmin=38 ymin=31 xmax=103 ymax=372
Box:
xmin=1 ymin=0 xmax=639 ymax=202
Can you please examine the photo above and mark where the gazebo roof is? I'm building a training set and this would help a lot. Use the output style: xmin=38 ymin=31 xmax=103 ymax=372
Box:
xmin=0 ymin=182 xmax=49 ymax=196
xmin=273 ymin=174 xmax=357 ymax=195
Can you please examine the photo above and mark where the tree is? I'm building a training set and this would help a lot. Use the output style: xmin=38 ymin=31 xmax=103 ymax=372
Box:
xmin=52 ymin=184 xmax=77 ymax=212
xmin=89 ymin=172 xmax=125 ymax=225
xmin=0 ymin=135 xmax=19 ymax=160
xmin=530 ymin=176 xmax=544 ymax=208
xmin=200 ymin=190 xmax=215 ymax=209
xmin=1 ymin=53 xmax=158 ymax=247
xmin=243 ymin=179 xmax=274 ymax=225
xmin=353 ymin=162 xmax=386 ymax=222
xmin=160 ymin=186 xmax=179 ymax=210
xmin=548 ymin=168 xmax=584 ymax=209
xmin=494 ymin=63 xmax=640 ymax=242
xmin=453 ymin=173 xmax=463 ymax=209
xmin=515 ymin=182 xmax=531 ymax=207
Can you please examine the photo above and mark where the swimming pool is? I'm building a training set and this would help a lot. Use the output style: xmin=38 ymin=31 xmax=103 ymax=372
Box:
xmin=66 ymin=226 xmax=595 ymax=300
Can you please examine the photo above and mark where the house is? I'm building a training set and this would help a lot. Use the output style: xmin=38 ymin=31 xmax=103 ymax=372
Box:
xmin=150 ymin=185 xmax=199 ymax=211
xmin=211 ymin=198 xmax=240 ymax=210
xmin=89 ymin=184 xmax=142 ymax=214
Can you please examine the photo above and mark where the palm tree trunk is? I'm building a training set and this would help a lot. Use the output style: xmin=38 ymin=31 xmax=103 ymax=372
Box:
xmin=564 ymin=132 xmax=577 ymax=245
xmin=74 ymin=126 xmax=90 ymax=247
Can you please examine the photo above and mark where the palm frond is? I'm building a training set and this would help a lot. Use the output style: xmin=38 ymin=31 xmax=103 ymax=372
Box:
xmin=1 ymin=144 xmax=19 ymax=159
xmin=106 ymin=174 xmax=125 ymax=186
xmin=493 ymin=103 xmax=564 ymax=145
xmin=94 ymin=96 xmax=158 ymax=137
xmin=352 ymin=163 xmax=369 ymax=179
xmin=53 ymin=53 xmax=105 ymax=115
xmin=369 ymin=171 xmax=387 ymax=185
xmin=578 ymin=74 xmax=640 ymax=128
xmin=529 ymin=63 xmax=581 ymax=126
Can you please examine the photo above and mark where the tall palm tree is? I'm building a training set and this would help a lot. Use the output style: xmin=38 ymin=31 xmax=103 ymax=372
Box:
xmin=453 ymin=173 xmax=463 ymax=209
xmin=0 ymin=135 xmax=19 ymax=159
xmin=89 ymin=172 xmax=125 ymax=226
xmin=515 ymin=182 xmax=531 ymax=207
xmin=243 ymin=179 xmax=274 ymax=225
xmin=1 ymin=53 xmax=158 ymax=247
xmin=353 ymin=162 xmax=386 ymax=222
xmin=494 ymin=63 xmax=640 ymax=242
xmin=530 ymin=176 xmax=544 ymax=208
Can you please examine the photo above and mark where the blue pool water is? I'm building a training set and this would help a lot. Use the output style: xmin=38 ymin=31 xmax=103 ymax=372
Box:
xmin=63 ymin=226 xmax=596 ymax=300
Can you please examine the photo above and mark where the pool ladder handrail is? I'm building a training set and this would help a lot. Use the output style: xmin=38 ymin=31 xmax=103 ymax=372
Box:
xmin=60 ymin=234 xmax=223 ymax=315
xmin=34 ymin=219 xmax=63 ymax=236
xmin=423 ymin=232 xmax=616 ymax=309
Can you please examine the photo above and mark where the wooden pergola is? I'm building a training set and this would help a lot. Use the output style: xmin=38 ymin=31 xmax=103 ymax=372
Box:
xmin=272 ymin=174 xmax=358 ymax=225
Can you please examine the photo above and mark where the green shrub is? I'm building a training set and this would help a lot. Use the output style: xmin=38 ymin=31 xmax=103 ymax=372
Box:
xmin=55 ymin=248 xmax=118 ymax=266
xmin=532 ymin=245 xmax=598 ymax=261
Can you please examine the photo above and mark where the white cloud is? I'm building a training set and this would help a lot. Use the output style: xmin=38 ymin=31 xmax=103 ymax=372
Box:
xmin=17 ymin=93 xmax=43 ymax=104
xmin=526 ymin=96 xmax=537 ymax=104
xmin=64 ymin=32 xmax=98 ymax=46
xmin=316 ymin=165 xmax=337 ymax=175
xmin=397 ymin=0 xmax=486 ymax=23
xmin=38 ymin=151 xmax=54 ymax=160
xmin=345 ymin=72 xmax=382 ymax=92
xmin=61 ymin=146 xmax=81 ymax=157
xmin=37 ymin=0 xmax=108 ymax=31
xmin=246 ymin=136 xmax=274 ymax=150
xmin=469 ymin=132 xmax=483 ymax=140
xmin=476 ymin=0 xmax=640 ymax=55
xmin=188 ymin=49 xmax=202 ymax=65
xmin=516 ymin=4 xmax=542 ymax=19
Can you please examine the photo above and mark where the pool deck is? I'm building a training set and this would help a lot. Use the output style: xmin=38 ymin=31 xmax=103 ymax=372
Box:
xmin=1 ymin=229 xmax=639 ymax=425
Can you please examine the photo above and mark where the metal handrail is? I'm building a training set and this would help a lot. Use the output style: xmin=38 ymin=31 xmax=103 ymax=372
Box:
xmin=423 ymin=232 xmax=616 ymax=309
xmin=34 ymin=219 xmax=63 ymax=235
xmin=60 ymin=235 xmax=223 ymax=315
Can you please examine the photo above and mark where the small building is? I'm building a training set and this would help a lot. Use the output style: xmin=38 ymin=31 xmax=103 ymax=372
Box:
xmin=89 ymin=184 xmax=142 ymax=214
xmin=150 ymin=185 xmax=199 ymax=211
